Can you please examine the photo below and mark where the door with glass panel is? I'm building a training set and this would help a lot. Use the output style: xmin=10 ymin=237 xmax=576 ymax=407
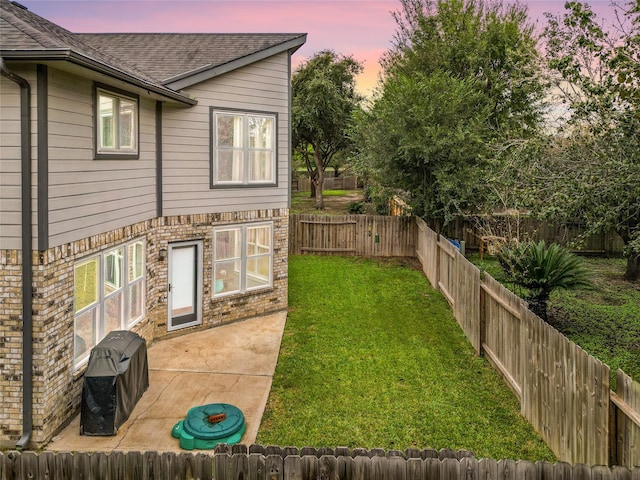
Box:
xmin=168 ymin=240 xmax=203 ymax=331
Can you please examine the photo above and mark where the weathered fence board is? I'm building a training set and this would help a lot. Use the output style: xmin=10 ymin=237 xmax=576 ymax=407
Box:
xmin=522 ymin=310 xmax=610 ymax=466
xmin=290 ymin=215 xmax=416 ymax=257
xmin=611 ymin=370 xmax=640 ymax=468
xmin=1 ymin=450 xmax=638 ymax=479
xmin=416 ymin=218 xmax=438 ymax=288
xmin=454 ymin=251 xmax=481 ymax=354
xmin=482 ymin=273 xmax=526 ymax=400
xmin=437 ymin=236 xmax=458 ymax=309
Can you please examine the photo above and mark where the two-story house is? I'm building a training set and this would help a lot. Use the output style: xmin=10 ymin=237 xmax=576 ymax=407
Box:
xmin=0 ymin=0 xmax=305 ymax=448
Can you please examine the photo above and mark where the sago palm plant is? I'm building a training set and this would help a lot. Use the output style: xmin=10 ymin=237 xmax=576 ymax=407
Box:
xmin=497 ymin=240 xmax=591 ymax=321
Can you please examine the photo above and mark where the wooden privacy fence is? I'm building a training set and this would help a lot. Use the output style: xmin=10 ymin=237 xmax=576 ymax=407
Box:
xmin=289 ymin=214 xmax=416 ymax=257
xmin=2 ymin=446 xmax=639 ymax=480
xmin=434 ymin=215 xmax=625 ymax=256
xmin=293 ymin=176 xmax=359 ymax=192
xmin=415 ymin=217 xmax=640 ymax=468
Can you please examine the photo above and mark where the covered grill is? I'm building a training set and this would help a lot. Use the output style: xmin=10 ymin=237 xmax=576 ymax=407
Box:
xmin=80 ymin=331 xmax=149 ymax=436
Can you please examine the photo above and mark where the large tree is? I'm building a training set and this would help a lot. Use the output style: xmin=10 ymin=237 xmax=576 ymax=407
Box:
xmin=358 ymin=0 xmax=544 ymax=225
xmin=292 ymin=51 xmax=363 ymax=209
xmin=531 ymin=1 xmax=640 ymax=280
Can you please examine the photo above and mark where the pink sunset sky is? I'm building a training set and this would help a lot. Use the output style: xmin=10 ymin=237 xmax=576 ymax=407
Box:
xmin=19 ymin=0 xmax=619 ymax=96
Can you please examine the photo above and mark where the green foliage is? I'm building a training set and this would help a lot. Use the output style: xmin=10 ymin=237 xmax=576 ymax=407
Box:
xmin=258 ymin=256 xmax=555 ymax=460
xmin=292 ymin=51 xmax=363 ymax=209
xmin=357 ymin=0 xmax=544 ymax=224
xmin=363 ymin=184 xmax=393 ymax=215
xmin=549 ymin=257 xmax=640 ymax=387
xmin=346 ymin=201 xmax=365 ymax=214
xmin=529 ymin=1 xmax=640 ymax=280
xmin=497 ymin=241 xmax=591 ymax=320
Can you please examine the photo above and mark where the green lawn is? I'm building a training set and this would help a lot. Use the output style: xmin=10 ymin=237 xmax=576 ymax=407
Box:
xmin=257 ymin=256 xmax=555 ymax=461
xmin=471 ymin=254 xmax=640 ymax=387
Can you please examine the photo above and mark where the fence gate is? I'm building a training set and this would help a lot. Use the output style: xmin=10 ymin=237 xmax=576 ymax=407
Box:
xmin=294 ymin=215 xmax=357 ymax=255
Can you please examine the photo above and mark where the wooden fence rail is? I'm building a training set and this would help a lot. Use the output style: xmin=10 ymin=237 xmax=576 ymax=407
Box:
xmin=414 ymin=217 xmax=639 ymax=468
xmin=2 ymin=448 xmax=639 ymax=480
xmin=612 ymin=370 xmax=640 ymax=468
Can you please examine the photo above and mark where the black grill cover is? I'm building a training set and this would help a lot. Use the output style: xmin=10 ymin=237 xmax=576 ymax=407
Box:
xmin=80 ymin=331 xmax=149 ymax=436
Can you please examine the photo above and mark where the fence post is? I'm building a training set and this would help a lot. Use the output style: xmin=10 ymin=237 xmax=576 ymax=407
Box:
xmin=518 ymin=300 xmax=527 ymax=419
xmin=435 ymin=234 xmax=441 ymax=293
xmin=609 ymin=395 xmax=618 ymax=466
xmin=479 ymin=274 xmax=486 ymax=357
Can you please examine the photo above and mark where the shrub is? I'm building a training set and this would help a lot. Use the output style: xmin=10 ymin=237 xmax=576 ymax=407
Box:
xmin=347 ymin=201 xmax=365 ymax=214
xmin=363 ymin=184 xmax=394 ymax=215
xmin=497 ymin=241 xmax=591 ymax=321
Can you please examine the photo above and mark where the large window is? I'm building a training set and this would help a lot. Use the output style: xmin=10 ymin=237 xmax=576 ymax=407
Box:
xmin=211 ymin=109 xmax=276 ymax=186
xmin=95 ymin=85 xmax=139 ymax=158
xmin=213 ymin=223 xmax=273 ymax=297
xmin=73 ymin=239 xmax=145 ymax=367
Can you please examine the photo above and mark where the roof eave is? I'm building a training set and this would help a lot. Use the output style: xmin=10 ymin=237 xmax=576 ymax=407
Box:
xmin=163 ymin=34 xmax=307 ymax=90
xmin=1 ymin=49 xmax=197 ymax=105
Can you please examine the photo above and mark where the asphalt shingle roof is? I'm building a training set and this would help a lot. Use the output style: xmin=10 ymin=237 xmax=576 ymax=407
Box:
xmin=1 ymin=0 xmax=305 ymax=96
xmin=0 ymin=0 xmax=161 ymax=85
xmin=76 ymin=33 xmax=306 ymax=84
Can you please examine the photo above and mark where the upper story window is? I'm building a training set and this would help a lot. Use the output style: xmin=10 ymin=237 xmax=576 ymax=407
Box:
xmin=95 ymin=84 xmax=139 ymax=159
xmin=211 ymin=109 xmax=277 ymax=187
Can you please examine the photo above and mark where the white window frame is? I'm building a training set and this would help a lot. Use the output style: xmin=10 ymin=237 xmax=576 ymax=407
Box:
xmin=95 ymin=84 xmax=139 ymax=159
xmin=73 ymin=238 xmax=146 ymax=368
xmin=211 ymin=108 xmax=277 ymax=187
xmin=212 ymin=222 xmax=273 ymax=298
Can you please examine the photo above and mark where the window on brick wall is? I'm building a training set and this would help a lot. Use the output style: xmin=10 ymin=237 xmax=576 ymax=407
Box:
xmin=73 ymin=238 xmax=145 ymax=368
xmin=213 ymin=223 xmax=273 ymax=297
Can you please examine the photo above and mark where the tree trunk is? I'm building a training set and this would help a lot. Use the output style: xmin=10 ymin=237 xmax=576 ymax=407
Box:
xmin=309 ymin=170 xmax=318 ymax=199
xmin=624 ymin=251 xmax=640 ymax=281
xmin=313 ymin=151 xmax=325 ymax=210
xmin=528 ymin=293 xmax=549 ymax=322
xmin=619 ymin=231 xmax=639 ymax=281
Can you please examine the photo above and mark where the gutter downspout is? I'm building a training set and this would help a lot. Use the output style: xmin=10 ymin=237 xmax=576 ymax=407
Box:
xmin=1 ymin=58 xmax=34 ymax=450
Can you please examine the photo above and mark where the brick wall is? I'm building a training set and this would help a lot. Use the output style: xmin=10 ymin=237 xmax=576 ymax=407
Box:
xmin=0 ymin=209 xmax=289 ymax=447
xmin=0 ymin=250 xmax=24 ymax=444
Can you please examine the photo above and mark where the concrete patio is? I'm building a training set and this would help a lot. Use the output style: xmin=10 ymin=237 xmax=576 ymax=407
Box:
xmin=46 ymin=312 xmax=287 ymax=453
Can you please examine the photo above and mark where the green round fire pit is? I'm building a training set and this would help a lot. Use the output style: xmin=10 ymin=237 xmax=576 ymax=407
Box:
xmin=172 ymin=403 xmax=246 ymax=450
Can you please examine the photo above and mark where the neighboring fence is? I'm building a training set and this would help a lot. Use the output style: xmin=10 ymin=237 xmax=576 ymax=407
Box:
xmin=289 ymin=214 xmax=416 ymax=257
xmin=292 ymin=176 xmax=359 ymax=192
xmin=415 ymin=217 xmax=640 ymax=468
xmin=2 ymin=446 xmax=639 ymax=480
xmin=437 ymin=215 xmax=625 ymax=256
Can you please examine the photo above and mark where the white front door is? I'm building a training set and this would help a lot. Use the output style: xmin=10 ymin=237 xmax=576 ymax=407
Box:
xmin=168 ymin=240 xmax=203 ymax=331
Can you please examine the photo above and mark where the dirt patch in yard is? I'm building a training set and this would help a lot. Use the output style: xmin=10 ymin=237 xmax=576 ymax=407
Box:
xmin=291 ymin=190 xmax=374 ymax=215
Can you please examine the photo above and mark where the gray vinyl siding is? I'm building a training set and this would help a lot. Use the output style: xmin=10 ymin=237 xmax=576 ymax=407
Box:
xmin=47 ymin=67 xmax=157 ymax=247
xmin=0 ymin=66 xmax=38 ymax=251
xmin=162 ymin=52 xmax=290 ymax=216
